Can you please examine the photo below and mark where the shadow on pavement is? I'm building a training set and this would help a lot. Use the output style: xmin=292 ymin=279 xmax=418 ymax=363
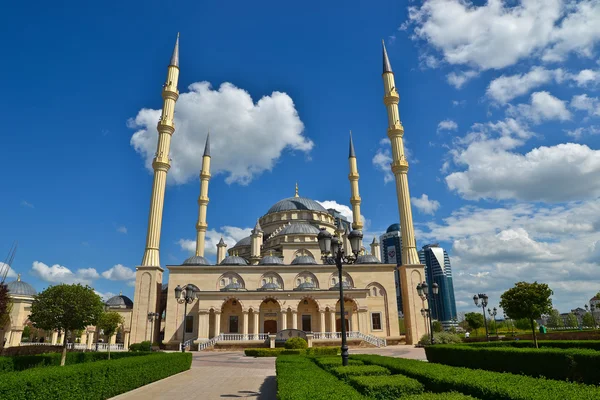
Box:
xmin=219 ymin=376 xmax=276 ymax=399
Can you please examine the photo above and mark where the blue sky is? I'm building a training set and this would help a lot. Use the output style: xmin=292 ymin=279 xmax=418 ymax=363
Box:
xmin=2 ymin=0 xmax=600 ymax=314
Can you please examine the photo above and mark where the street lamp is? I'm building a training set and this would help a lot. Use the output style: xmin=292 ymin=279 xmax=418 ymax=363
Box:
xmin=473 ymin=294 xmax=490 ymax=341
xmin=488 ymin=307 xmax=499 ymax=339
xmin=318 ymin=227 xmax=362 ymax=367
xmin=417 ymin=281 xmax=439 ymax=344
xmin=148 ymin=312 xmax=159 ymax=349
xmin=174 ymin=284 xmax=198 ymax=352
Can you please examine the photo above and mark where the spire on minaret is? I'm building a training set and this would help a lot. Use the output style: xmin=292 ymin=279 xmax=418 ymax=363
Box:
xmin=170 ymin=33 xmax=180 ymax=67
xmin=349 ymin=130 xmax=356 ymax=158
xmin=203 ymin=132 xmax=211 ymax=157
xmin=382 ymin=40 xmax=393 ymax=74
xmin=371 ymin=236 xmax=379 ymax=245
xmin=253 ymin=219 xmax=262 ymax=234
xmin=295 ymin=182 xmax=299 ymax=197
xmin=217 ymin=237 xmax=226 ymax=247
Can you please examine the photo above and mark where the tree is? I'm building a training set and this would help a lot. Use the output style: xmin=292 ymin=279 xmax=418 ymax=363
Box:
xmin=0 ymin=284 xmax=11 ymax=335
xmin=97 ymin=312 xmax=124 ymax=360
xmin=465 ymin=312 xmax=484 ymax=334
xmin=432 ymin=320 xmax=443 ymax=332
xmin=500 ymin=282 xmax=553 ymax=348
xmin=546 ymin=309 xmax=564 ymax=328
xmin=566 ymin=313 xmax=578 ymax=328
xmin=582 ymin=312 xmax=596 ymax=328
xmin=515 ymin=317 xmax=534 ymax=330
xmin=29 ymin=284 xmax=104 ymax=366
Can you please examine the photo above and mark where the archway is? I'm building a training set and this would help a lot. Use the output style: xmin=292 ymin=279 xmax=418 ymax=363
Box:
xmin=221 ymin=298 xmax=243 ymax=334
xmin=260 ymin=298 xmax=281 ymax=334
xmin=297 ymin=297 xmax=320 ymax=332
xmin=336 ymin=298 xmax=357 ymax=332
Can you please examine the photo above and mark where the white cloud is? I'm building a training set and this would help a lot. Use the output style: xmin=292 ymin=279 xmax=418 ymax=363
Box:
xmin=178 ymin=226 xmax=253 ymax=258
xmin=116 ymin=226 xmax=127 ymax=234
xmin=129 ymin=82 xmax=312 ymax=185
xmin=437 ymin=119 xmax=458 ymax=132
xmin=508 ymin=91 xmax=571 ymax=123
xmin=20 ymin=200 xmax=34 ymax=209
xmin=571 ymin=94 xmax=600 ymax=116
xmin=372 ymin=148 xmax=394 ymax=183
xmin=566 ymin=125 xmax=600 ymax=139
xmin=411 ymin=194 xmax=441 ymax=215
xmin=101 ymin=264 xmax=136 ymax=281
xmin=95 ymin=291 xmax=117 ymax=302
xmin=31 ymin=261 xmax=99 ymax=285
xmin=0 ymin=262 xmax=17 ymax=279
xmin=447 ymin=71 xmax=478 ymax=89
xmin=568 ymin=69 xmax=600 ymax=87
xmin=486 ymin=67 xmax=561 ymax=104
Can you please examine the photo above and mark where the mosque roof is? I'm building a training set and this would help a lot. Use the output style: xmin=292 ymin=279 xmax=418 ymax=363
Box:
xmin=278 ymin=223 xmax=321 ymax=236
xmin=221 ymin=282 xmax=246 ymax=291
xmin=294 ymin=281 xmax=317 ymax=291
xmin=258 ymin=255 xmax=284 ymax=265
xmin=6 ymin=276 xmax=36 ymax=297
xmin=182 ymin=255 xmax=212 ymax=266
xmin=330 ymin=281 xmax=352 ymax=290
xmin=387 ymin=223 xmax=401 ymax=233
xmin=266 ymin=196 xmax=327 ymax=215
xmin=106 ymin=294 xmax=134 ymax=309
xmin=232 ymin=236 xmax=251 ymax=248
xmin=220 ymin=256 xmax=248 ymax=266
xmin=291 ymin=255 xmax=318 ymax=265
xmin=356 ymin=255 xmax=381 ymax=264
xmin=258 ymin=282 xmax=281 ymax=291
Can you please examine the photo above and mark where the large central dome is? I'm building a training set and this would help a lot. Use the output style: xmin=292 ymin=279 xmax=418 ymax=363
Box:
xmin=266 ymin=196 xmax=327 ymax=215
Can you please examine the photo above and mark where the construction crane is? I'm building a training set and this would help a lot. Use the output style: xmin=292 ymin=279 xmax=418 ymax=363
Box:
xmin=1 ymin=241 xmax=17 ymax=284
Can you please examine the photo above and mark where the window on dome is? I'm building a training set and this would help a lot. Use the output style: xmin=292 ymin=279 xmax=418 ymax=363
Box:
xmin=332 ymin=278 xmax=336 ymax=285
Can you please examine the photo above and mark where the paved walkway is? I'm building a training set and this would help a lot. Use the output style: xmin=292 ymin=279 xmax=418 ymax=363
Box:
xmin=111 ymin=346 xmax=425 ymax=400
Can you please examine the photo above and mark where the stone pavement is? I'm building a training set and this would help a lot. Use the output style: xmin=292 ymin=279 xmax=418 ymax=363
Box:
xmin=110 ymin=346 xmax=425 ymax=400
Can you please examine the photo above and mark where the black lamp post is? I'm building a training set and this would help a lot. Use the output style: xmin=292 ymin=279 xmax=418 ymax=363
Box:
xmin=417 ymin=281 xmax=439 ymax=344
xmin=148 ymin=312 xmax=159 ymax=350
xmin=488 ymin=307 xmax=499 ymax=338
xmin=174 ymin=284 xmax=198 ymax=353
xmin=317 ymin=227 xmax=362 ymax=367
xmin=473 ymin=294 xmax=490 ymax=341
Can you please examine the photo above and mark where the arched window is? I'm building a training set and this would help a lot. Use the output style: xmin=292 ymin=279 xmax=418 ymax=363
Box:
xmin=332 ymin=278 xmax=336 ymax=285
xmin=297 ymin=278 xmax=301 ymax=286
xmin=372 ymin=287 xmax=378 ymax=297
xmin=220 ymin=279 xmax=226 ymax=287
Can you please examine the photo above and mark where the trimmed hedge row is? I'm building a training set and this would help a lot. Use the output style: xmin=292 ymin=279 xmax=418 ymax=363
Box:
xmin=351 ymin=354 xmax=600 ymax=400
xmin=313 ymin=356 xmax=364 ymax=369
xmin=403 ymin=393 xmax=477 ymax=400
xmin=463 ymin=340 xmax=600 ymax=351
xmin=330 ymin=365 xmax=390 ymax=379
xmin=0 ymin=353 xmax=192 ymax=399
xmin=0 ymin=351 xmax=153 ymax=373
xmin=425 ymin=345 xmax=600 ymax=384
xmin=276 ymin=355 xmax=364 ymax=400
xmin=244 ymin=346 xmax=338 ymax=357
xmin=348 ymin=375 xmax=424 ymax=400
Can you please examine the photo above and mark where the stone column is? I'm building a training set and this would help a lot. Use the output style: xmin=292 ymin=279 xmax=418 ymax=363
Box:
xmin=9 ymin=330 xmax=23 ymax=347
xmin=281 ymin=310 xmax=288 ymax=330
xmin=320 ymin=311 xmax=326 ymax=333
xmin=306 ymin=333 xmax=313 ymax=348
xmin=124 ymin=331 xmax=130 ymax=349
xmin=242 ymin=312 xmax=249 ymax=338
xmin=329 ymin=310 xmax=336 ymax=333
xmin=269 ymin=334 xmax=276 ymax=349
xmin=291 ymin=310 xmax=298 ymax=330
xmin=358 ymin=309 xmax=368 ymax=333
xmin=198 ymin=311 xmax=210 ymax=340
xmin=351 ymin=312 xmax=359 ymax=332
xmin=86 ymin=331 xmax=95 ymax=350
xmin=213 ymin=311 xmax=222 ymax=337
xmin=110 ymin=334 xmax=117 ymax=345
xmin=253 ymin=312 xmax=260 ymax=338
xmin=51 ymin=331 xmax=58 ymax=345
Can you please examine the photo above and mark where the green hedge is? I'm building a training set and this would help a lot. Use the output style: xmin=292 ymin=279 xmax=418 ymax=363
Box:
xmin=129 ymin=341 xmax=152 ymax=351
xmin=330 ymin=365 xmax=390 ymax=379
xmin=425 ymin=345 xmax=600 ymax=384
xmin=285 ymin=337 xmax=308 ymax=349
xmin=403 ymin=392 xmax=477 ymax=400
xmin=351 ymin=354 xmax=600 ymax=400
xmin=0 ymin=351 xmax=153 ymax=373
xmin=348 ymin=375 xmax=424 ymax=400
xmin=276 ymin=355 xmax=364 ymax=400
xmin=463 ymin=340 xmax=600 ymax=351
xmin=313 ymin=356 xmax=364 ymax=369
xmin=244 ymin=346 xmax=338 ymax=357
xmin=0 ymin=353 xmax=192 ymax=399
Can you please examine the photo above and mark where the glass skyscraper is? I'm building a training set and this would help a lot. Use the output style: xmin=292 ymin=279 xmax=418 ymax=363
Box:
xmin=418 ymin=244 xmax=458 ymax=328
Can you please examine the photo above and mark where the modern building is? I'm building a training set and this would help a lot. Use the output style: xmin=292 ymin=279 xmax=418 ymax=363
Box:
xmin=418 ymin=244 xmax=458 ymax=329
xmin=380 ymin=224 xmax=403 ymax=317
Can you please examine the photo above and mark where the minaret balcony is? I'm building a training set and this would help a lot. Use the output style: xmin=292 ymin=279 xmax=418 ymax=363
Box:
xmin=387 ymin=125 xmax=404 ymax=137
xmin=197 ymin=196 xmax=209 ymax=205
xmin=383 ymin=93 xmax=399 ymax=106
xmin=200 ymin=172 xmax=211 ymax=180
xmin=157 ymin=120 xmax=175 ymax=134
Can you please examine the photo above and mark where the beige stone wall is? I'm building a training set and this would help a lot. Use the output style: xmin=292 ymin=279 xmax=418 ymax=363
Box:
xmin=1 ymin=295 xmax=33 ymax=347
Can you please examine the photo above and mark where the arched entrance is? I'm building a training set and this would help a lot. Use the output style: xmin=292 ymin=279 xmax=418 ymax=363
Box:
xmin=297 ymin=297 xmax=320 ymax=332
xmin=260 ymin=298 xmax=280 ymax=334
xmin=222 ymin=298 xmax=243 ymax=333
xmin=336 ymin=298 xmax=356 ymax=332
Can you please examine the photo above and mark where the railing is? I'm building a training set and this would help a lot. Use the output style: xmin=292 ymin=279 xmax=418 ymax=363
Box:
xmin=94 ymin=343 xmax=125 ymax=351
xmin=67 ymin=343 xmax=88 ymax=350
xmin=21 ymin=342 xmax=127 ymax=351
xmin=311 ymin=331 xmax=386 ymax=347
xmin=180 ymin=337 xmax=197 ymax=351
xmin=198 ymin=334 xmax=222 ymax=351
xmin=19 ymin=342 xmax=54 ymax=346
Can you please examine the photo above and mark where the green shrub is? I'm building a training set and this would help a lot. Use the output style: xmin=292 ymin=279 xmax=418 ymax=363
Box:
xmin=425 ymin=345 xmax=600 ymax=384
xmin=313 ymin=356 xmax=364 ymax=369
xmin=284 ymin=337 xmax=308 ymax=349
xmin=276 ymin=355 xmax=364 ymax=400
xmin=0 ymin=353 xmax=191 ymax=399
xmin=330 ymin=365 xmax=390 ymax=379
xmin=419 ymin=332 xmax=462 ymax=345
xmin=352 ymin=354 xmax=600 ymax=400
xmin=463 ymin=340 xmax=600 ymax=351
xmin=403 ymin=392 xmax=477 ymax=399
xmin=348 ymin=374 xmax=424 ymax=400
xmin=129 ymin=341 xmax=152 ymax=352
xmin=305 ymin=346 xmax=338 ymax=356
xmin=244 ymin=346 xmax=339 ymax=357
xmin=244 ymin=348 xmax=283 ymax=357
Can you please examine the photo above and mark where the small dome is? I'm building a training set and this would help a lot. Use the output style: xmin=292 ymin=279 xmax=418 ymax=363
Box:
xmin=278 ymin=223 xmax=321 ymax=236
xmin=356 ymin=255 xmax=381 ymax=264
xmin=330 ymin=281 xmax=352 ymax=290
xmin=267 ymin=197 xmax=327 ymax=215
xmin=220 ymin=256 xmax=248 ymax=266
xmin=221 ymin=282 xmax=246 ymax=291
xmin=232 ymin=236 xmax=252 ymax=248
xmin=106 ymin=294 xmax=134 ymax=309
xmin=6 ymin=278 xmax=37 ymax=297
xmin=182 ymin=255 xmax=211 ymax=266
xmin=387 ymin=223 xmax=401 ymax=233
xmin=294 ymin=281 xmax=317 ymax=291
xmin=259 ymin=255 xmax=283 ymax=265
xmin=291 ymin=256 xmax=317 ymax=265
xmin=258 ymin=282 xmax=281 ymax=291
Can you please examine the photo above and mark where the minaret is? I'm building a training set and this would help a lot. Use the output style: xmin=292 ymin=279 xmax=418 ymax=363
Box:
xmin=250 ymin=219 xmax=263 ymax=265
xmin=371 ymin=236 xmax=381 ymax=261
xmin=295 ymin=182 xmax=299 ymax=197
xmin=195 ymin=133 xmax=211 ymax=257
xmin=140 ymin=33 xmax=180 ymax=267
xmin=131 ymin=34 xmax=180 ymax=346
xmin=216 ymin=237 xmax=227 ymax=264
xmin=348 ymin=131 xmax=363 ymax=231
xmin=381 ymin=40 xmax=426 ymax=345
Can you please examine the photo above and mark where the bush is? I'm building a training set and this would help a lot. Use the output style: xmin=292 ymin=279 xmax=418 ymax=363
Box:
xmin=0 ymin=351 xmax=153 ymax=373
xmin=276 ymin=355 xmax=363 ymax=400
xmin=129 ymin=341 xmax=152 ymax=352
xmin=403 ymin=392 xmax=477 ymax=400
xmin=313 ymin=356 xmax=364 ymax=369
xmin=352 ymin=354 xmax=600 ymax=400
xmin=244 ymin=346 xmax=339 ymax=357
xmin=0 ymin=353 xmax=191 ymax=399
xmin=425 ymin=345 xmax=600 ymax=384
xmin=348 ymin=374 xmax=424 ymax=400
xmin=305 ymin=346 xmax=338 ymax=356
xmin=463 ymin=340 xmax=600 ymax=351
xmin=330 ymin=365 xmax=390 ymax=379
xmin=419 ymin=332 xmax=462 ymax=345
xmin=284 ymin=337 xmax=308 ymax=349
